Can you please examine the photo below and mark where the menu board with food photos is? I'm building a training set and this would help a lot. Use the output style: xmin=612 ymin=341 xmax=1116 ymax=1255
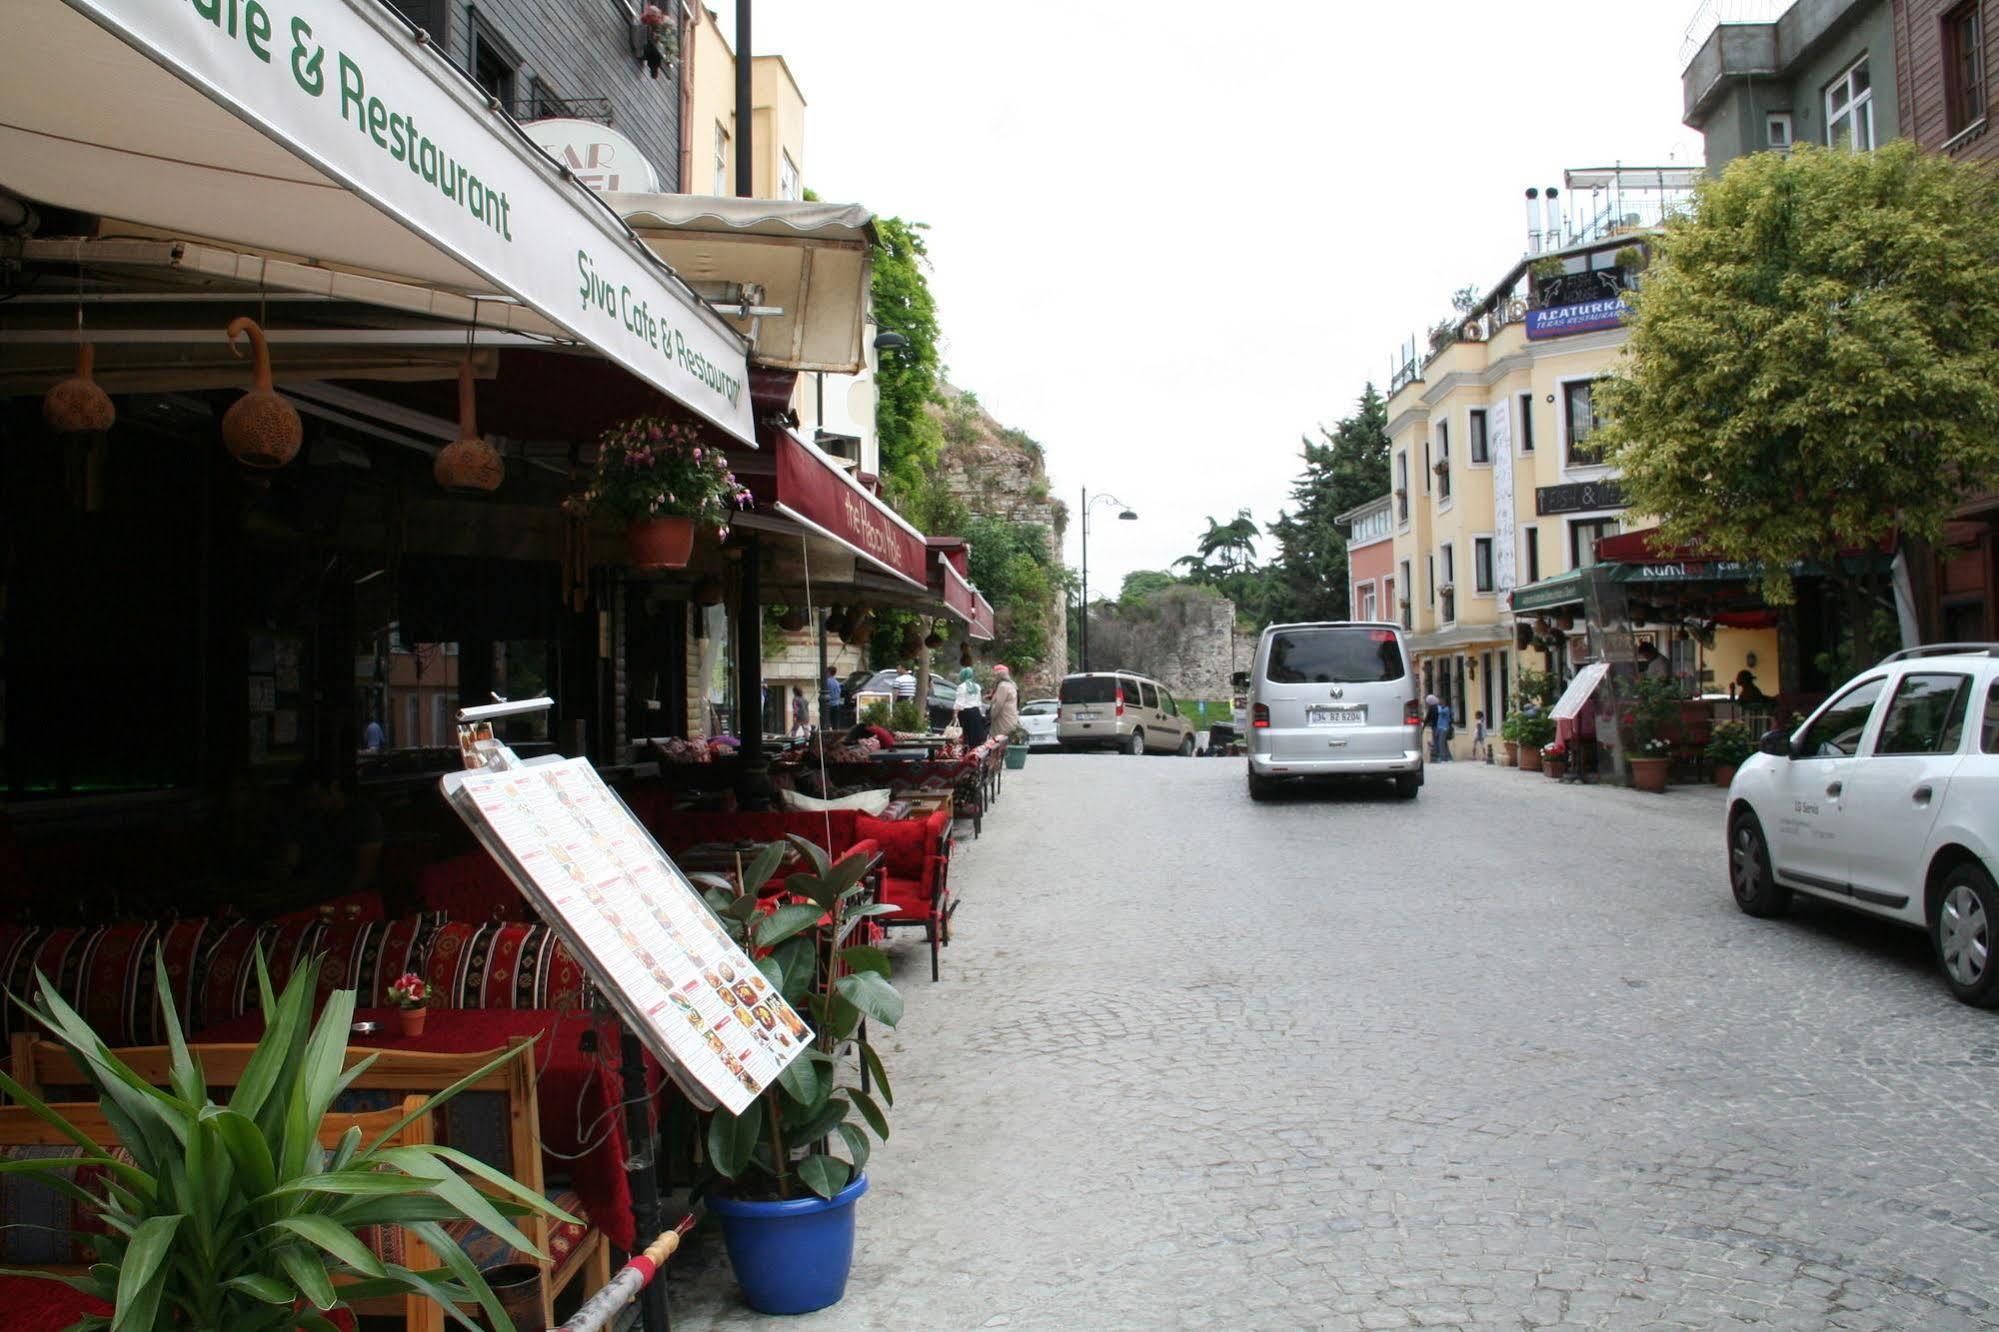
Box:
xmin=440 ymin=756 xmax=810 ymax=1114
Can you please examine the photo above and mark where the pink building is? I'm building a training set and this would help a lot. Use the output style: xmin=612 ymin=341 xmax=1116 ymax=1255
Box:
xmin=1339 ymin=496 xmax=1396 ymax=621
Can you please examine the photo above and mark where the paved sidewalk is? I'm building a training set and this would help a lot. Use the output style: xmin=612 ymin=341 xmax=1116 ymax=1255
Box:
xmin=665 ymin=757 xmax=1999 ymax=1330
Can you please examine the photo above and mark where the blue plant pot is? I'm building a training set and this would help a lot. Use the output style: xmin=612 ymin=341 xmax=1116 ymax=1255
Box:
xmin=708 ymin=1173 xmax=868 ymax=1314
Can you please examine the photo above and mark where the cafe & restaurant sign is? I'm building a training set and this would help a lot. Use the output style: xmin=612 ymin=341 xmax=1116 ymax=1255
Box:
xmin=45 ymin=0 xmax=752 ymax=441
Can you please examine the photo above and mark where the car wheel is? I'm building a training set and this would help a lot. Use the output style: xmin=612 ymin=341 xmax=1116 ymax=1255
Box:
xmin=1394 ymin=773 xmax=1420 ymax=800
xmin=1177 ymin=735 xmax=1195 ymax=757
xmin=1728 ymin=808 xmax=1791 ymax=919
xmin=1935 ymin=861 xmax=1999 ymax=1007
xmin=1247 ymin=770 xmax=1275 ymax=802
xmin=1127 ymin=729 xmax=1145 ymax=755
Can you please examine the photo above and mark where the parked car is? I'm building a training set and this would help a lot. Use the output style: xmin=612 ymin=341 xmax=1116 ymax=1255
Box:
xmin=845 ymin=669 xmax=958 ymax=731
xmin=1056 ymin=671 xmax=1197 ymax=755
xmin=1243 ymin=621 xmax=1423 ymax=801
xmin=1725 ymin=643 xmax=1999 ymax=1007
xmin=1018 ymin=698 xmax=1061 ymax=749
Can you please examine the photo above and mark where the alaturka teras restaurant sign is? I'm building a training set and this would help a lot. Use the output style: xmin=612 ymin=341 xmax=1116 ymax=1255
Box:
xmin=63 ymin=0 xmax=751 ymax=441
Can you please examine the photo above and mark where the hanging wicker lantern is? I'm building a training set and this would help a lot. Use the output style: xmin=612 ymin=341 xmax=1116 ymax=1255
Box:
xmin=899 ymin=628 xmax=924 ymax=658
xmin=777 ymin=607 xmax=808 ymax=632
xmin=42 ymin=342 xmax=115 ymax=435
xmin=693 ymin=576 xmax=725 ymax=606
xmin=221 ymin=317 xmax=302 ymax=468
xmin=825 ymin=604 xmax=845 ymax=630
xmin=923 ymin=627 xmax=944 ymax=649
xmin=959 ymin=640 xmax=973 ymax=668
xmin=434 ymin=358 xmax=504 ymax=492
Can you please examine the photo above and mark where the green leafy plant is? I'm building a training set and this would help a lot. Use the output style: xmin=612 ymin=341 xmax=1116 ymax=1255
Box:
xmin=1514 ymin=667 xmax=1559 ymax=709
xmin=1623 ymin=673 xmax=1683 ymax=753
xmin=1705 ymin=720 xmax=1756 ymax=768
xmin=1515 ymin=714 xmax=1556 ymax=750
xmin=1499 ymin=713 xmax=1524 ymax=745
xmin=691 ymin=838 xmax=900 ymax=1202
xmin=888 ymin=699 xmax=926 ymax=736
xmin=858 ymin=700 xmax=891 ymax=729
xmin=564 ymin=415 xmax=753 ymax=527
xmin=0 ymin=951 xmax=569 ymax=1331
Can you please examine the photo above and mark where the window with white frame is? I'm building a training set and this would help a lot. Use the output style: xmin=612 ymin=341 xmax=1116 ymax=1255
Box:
xmin=779 ymin=151 xmax=801 ymax=201
xmin=1436 ymin=423 xmax=1451 ymax=500
xmin=712 ymin=123 xmax=730 ymax=194
xmin=1396 ymin=453 xmax=1409 ymax=522
xmin=1422 ymin=439 xmax=1432 ymax=493
xmin=1767 ymin=111 xmax=1794 ymax=149
xmin=1563 ymin=379 xmax=1605 ymax=467
xmin=1358 ymin=582 xmax=1378 ymax=621
xmin=1473 ymin=536 xmax=1495 ymax=593
xmin=1468 ymin=409 xmax=1489 ymax=464
xmin=1399 ymin=560 xmax=1413 ymax=627
xmin=1517 ymin=392 xmax=1534 ymax=452
xmin=1826 ymin=57 xmax=1875 ymax=150
xmin=1440 ymin=544 xmax=1456 ymax=621
xmin=1350 ymin=506 xmax=1392 ymax=546
xmin=1426 ymin=555 xmax=1436 ymax=606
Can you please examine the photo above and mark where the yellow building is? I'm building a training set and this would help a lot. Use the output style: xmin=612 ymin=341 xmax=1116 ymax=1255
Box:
xmin=1381 ymin=167 xmax=1774 ymax=756
xmin=686 ymin=6 xmax=806 ymax=200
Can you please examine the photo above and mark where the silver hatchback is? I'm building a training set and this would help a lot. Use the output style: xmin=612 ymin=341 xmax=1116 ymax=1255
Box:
xmin=1243 ymin=621 xmax=1424 ymax=800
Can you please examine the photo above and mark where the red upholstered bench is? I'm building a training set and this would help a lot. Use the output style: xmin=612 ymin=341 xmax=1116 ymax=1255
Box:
xmin=856 ymin=811 xmax=955 ymax=981
xmin=0 ymin=1276 xmax=111 ymax=1332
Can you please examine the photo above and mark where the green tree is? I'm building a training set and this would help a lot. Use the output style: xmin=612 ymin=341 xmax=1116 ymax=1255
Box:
xmin=965 ymin=515 xmax=1063 ymax=672
xmin=1595 ymin=142 xmax=1999 ymax=627
xmin=1264 ymin=383 xmax=1393 ymax=625
xmin=871 ymin=216 xmax=945 ymax=504
xmin=1118 ymin=569 xmax=1182 ymax=611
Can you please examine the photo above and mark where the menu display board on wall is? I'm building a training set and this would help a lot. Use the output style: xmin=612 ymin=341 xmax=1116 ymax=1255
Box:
xmin=441 ymin=756 xmax=809 ymax=1114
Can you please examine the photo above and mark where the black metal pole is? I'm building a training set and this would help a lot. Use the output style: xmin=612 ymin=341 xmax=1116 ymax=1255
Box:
xmin=735 ymin=539 xmax=771 ymax=808
xmin=620 ymin=1029 xmax=670 ymax=1332
xmin=1079 ymin=487 xmax=1089 ymax=673
xmin=817 ymin=605 xmax=830 ymax=731
xmin=734 ymin=0 xmax=752 ymax=198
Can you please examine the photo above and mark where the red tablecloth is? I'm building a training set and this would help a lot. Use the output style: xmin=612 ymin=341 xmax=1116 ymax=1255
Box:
xmin=192 ymin=1007 xmax=641 ymax=1249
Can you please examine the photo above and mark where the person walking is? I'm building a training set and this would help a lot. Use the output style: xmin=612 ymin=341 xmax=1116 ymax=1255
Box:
xmin=791 ymin=684 xmax=810 ymax=736
xmin=954 ymin=666 xmax=988 ymax=747
xmin=987 ymin=664 xmax=1020 ymax=742
xmin=1433 ymin=695 xmax=1454 ymax=762
xmin=823 ymin=665 xmax=844 ymax=725
xmin=894 ymin=663 xmax=917 ymax=701
xmin=1471 ymin=710 xmax=1487 ymax=762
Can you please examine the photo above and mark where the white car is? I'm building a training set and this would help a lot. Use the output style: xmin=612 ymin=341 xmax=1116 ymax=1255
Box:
xmin=1018 ymin=698 xmax=1060 ymax=749
xmin=1726 ymin=644 xmax=1999 ymax=1006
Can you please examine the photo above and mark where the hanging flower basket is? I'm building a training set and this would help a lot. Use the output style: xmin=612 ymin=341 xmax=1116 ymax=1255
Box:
xmin=565 ymin=414 xmax=752 ymax=569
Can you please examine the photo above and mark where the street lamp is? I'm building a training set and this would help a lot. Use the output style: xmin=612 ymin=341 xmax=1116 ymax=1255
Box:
xmin=1079 ymin=488 xmax=1137 ymax=673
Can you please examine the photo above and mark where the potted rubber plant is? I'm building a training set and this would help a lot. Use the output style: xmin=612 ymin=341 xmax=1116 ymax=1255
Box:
xmin=688 ymin=837 xmax=900 ymax=1316
xmin=565 ymin=415 xmax=753 ymax=569
xmin=0 ymin=949 xmax=571 ymax=1331
xmin=1516 ymin=714 xmax=1555 ymax=772
xmin=1498 ymin=712 xmax=1522 ymax=766
xmin=1623 ymin=673 xmax=1681 ymax=793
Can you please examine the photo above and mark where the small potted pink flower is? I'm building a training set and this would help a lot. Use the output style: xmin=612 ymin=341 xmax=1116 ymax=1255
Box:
xmin=388 ymin=972 xmax=430 ymax=1037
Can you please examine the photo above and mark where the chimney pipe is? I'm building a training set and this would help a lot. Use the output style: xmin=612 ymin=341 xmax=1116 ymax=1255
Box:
xmin=1542 ymin=186 xmax=1562 ymax=250
xmin=1524 ymin=188 xmax=1542 ymax=255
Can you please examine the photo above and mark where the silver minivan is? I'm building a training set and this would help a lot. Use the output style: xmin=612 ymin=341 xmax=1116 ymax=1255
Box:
xmin=1056 ymin=671 xmax=1197 ymax=755
xmin=1243 ymin=621 xmax=1423 ymax=800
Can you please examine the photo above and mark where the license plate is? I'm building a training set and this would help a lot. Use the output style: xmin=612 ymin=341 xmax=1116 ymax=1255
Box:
xmin=1076 ymin=710 xmax=1098 ymax=720
xmin=1307 ymin=706 xmax=1365 ymax=726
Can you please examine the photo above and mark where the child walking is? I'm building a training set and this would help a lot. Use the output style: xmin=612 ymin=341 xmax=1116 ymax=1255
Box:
xmin=1471 ymin=710 xmax=1488 ymax=761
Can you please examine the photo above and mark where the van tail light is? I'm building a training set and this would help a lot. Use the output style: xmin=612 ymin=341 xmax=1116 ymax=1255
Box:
xmin=1115 ymin=688 xmax=1125 ymax=718
xmin=1252 ymin=703 xmax=1270 ymax=729
xmin=1404 ymin=699 xmax=1421 ymax=725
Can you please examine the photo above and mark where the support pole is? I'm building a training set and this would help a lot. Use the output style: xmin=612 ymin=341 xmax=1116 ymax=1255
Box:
xmin=1079 ymin=487 xmax=1089 ymax=674
xmin=734 ymin=0 xmax=753 ymax=199
xmin=735 ymin=539 xmax=772 ymax=808
xmin=620 ymin=1029 xmax=670 ymax=1332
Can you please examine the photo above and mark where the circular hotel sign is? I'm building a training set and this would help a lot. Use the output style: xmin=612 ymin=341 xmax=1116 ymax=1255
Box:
xmin=528 ymin=119 xmax=662 ymax=194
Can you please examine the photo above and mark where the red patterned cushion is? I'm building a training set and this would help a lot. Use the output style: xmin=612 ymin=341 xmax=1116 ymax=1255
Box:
xmin=0 ymin=1146 xmax=132 ymax=1264
xmin=311 ymin=915 xmax=445 ymax=1010
xmin=0 ymin=1275 xmax=112 ymax=1332
xmin=425 ymin=923 xmax=588 ymax=1011
xmin=442 ymin=1186 xmax=591 ymax=1272
xmin=880 ymin=875 xmax=934 ymax=916
xmin=856 ymin=815 xmax=929 ymax=880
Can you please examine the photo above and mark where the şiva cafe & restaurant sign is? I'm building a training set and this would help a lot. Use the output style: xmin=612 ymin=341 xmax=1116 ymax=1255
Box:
xmin=79 ymin=0 xmax=752 ymax=440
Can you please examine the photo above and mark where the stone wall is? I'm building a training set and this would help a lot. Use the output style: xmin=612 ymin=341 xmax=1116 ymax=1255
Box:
xmin=1086 ymin=587 xmax=1246 ymax=702
xmin=927 ymin=385 xmax=1069 ymax=697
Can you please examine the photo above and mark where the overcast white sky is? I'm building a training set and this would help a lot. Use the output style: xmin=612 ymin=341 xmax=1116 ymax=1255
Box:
xmin=724 ymin=2 xmax=1707 ymax=596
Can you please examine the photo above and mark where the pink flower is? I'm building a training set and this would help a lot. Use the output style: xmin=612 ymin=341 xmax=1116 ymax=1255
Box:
xmin=692 ymin=447 xmax=703 ymax=460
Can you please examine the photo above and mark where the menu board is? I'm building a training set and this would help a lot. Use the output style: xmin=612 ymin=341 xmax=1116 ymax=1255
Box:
xmin=1552 ymin=661 xmax=1612 ymax=721
xmin=442 ymin=757 xmax=810 ymax=1115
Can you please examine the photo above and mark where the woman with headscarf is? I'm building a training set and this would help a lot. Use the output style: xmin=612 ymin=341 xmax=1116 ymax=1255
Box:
xmin=987 ymin=664 xmax=1020 ymax=742
xmin=955 ymin=665 xmax=989 ymax=747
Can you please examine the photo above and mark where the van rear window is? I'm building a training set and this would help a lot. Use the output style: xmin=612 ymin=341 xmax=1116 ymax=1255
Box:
xmin=1060 ymin=677 xmax=1118 ymax=704
xmin=1264 ymin=629 xmax=1404 ymax=684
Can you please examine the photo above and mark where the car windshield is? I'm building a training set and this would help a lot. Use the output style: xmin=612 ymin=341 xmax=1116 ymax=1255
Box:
xmin=1060 ymin=677 xmax=1118 ymax=704
xmin=1024 ymin=701 xmax=1056 ymax=715
xmin=1264 ymin=628 xmax=1404 ymax=684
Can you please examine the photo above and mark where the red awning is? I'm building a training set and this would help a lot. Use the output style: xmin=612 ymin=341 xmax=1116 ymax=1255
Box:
xmin=766 ymin=429 xmax=929 ymax=588
xmin=1596 ymin=526 xmax=1892 ymax=566
xmin=936 ymin=554 xmax=996 ymax=641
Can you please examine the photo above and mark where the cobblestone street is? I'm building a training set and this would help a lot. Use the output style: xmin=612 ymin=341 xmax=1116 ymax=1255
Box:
xmin=671 ymin=757 xmax=1999 ymax=1330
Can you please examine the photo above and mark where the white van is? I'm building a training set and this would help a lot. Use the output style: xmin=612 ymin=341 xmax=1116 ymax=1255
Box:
xmin=1243 ymin=622 xmax=1424 ymax=800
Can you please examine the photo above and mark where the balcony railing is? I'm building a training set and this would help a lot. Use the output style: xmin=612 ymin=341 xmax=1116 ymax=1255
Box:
xmin=521 ymin=95 xmax=614 ymax=125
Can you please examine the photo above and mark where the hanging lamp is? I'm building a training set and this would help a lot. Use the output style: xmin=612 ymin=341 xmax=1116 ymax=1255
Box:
xmin=434 ymin=358 xmax=504 ymax=492
xmin=43 ymin=342 xmax=115 ymax=435
xmin=777 ymin=607 xmax=808 ymax=632
xmin=221 ymin=316 xmax=302 ymax=468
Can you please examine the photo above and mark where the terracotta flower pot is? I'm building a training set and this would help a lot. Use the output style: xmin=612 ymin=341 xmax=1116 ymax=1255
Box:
xmin=1520 ymin=746 xmax=1543 ymax=773
xmin=1712 ymin=763 xmax=1738 ymax=787
xmin=1630 ymin=756 xmax=1670 ymax=793
xmin=1543 ymin=758 xmax=1566 ymax=779
xmin=627 ymin=516 xmax=697 ymax=569
xmin=1502 ymin=741 xmax=1518 ymax=766
xmin=398 ymin=1006 xmax=428 ymax=1038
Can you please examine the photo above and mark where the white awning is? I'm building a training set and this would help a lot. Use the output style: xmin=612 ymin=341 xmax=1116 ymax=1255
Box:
xmin=0 ymin=0 xmax=754 ymax=442
xmin=612 ymin=195 xmax=875 ymax=374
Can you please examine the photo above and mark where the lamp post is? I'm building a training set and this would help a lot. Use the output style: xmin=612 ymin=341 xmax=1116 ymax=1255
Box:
xmin=1078 ymin=488 xmax=1137 ymax=673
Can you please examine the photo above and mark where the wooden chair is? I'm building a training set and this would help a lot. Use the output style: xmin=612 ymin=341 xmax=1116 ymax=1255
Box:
xmin=11 ymin=1035 xmax=611 ymax=1327
xmin=0 ymin=1094 xmax=440 ymax=1332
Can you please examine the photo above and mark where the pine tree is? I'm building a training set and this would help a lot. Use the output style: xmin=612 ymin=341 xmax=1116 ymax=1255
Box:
xmin=1265 ymin=384 xmax=1391 ymax=624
